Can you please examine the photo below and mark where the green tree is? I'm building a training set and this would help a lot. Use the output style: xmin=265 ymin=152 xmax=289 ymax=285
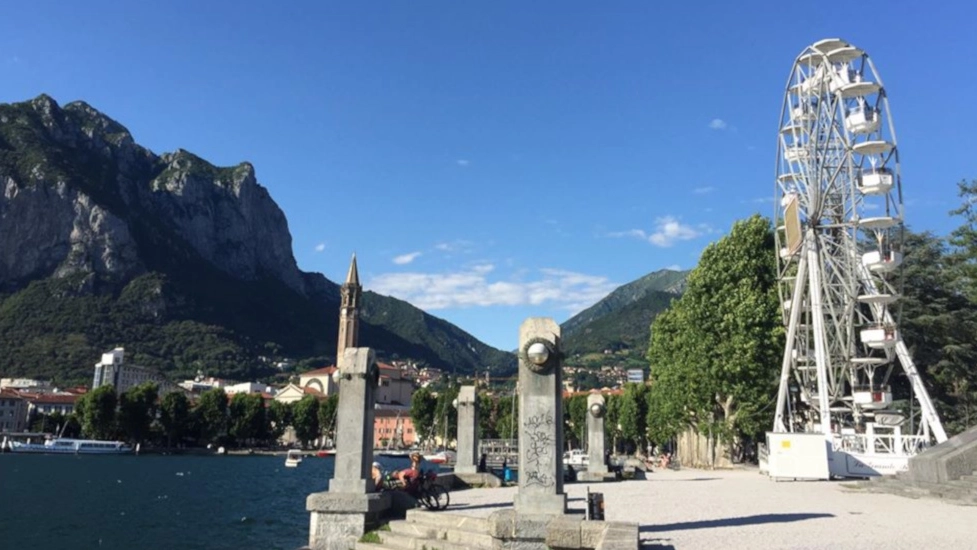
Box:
xmin=267 ymin=400 xmax=291 ymax=444
xmin=229 ymin=393 xmax=268 ymax=446
xmin=194 ymin=388 xmax=229 ymax=443
xmin=410 ymin=387 xmax=438 ymax=445
xmin=618 ymin=383 xmax=649 ymax=454
xmin=318 ymin=394 xmax=339 ymax=443
xmin=646 ymin=215 xmax=782 ymax=465
xmin=564 ymin=394 xmax=589 ymax=449
xmin=292 ymin=394 xmax=320 ymax=447
xmin=434 ymin=385 xmax=460 ymax=446
xmin=159 ymin=391 xmax=191 ymax=447
xmin=118 ymin=382 xmax=159 ymax=444
xmin=906 ymin=220 xmax=977 ymax=434
xmin=76 ymin=385 xmax=118 ymax=440
xmin=478 ymin=393 xmax=497 ymax=439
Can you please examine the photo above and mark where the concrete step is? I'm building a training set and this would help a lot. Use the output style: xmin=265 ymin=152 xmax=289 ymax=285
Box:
xmin=388 ymin=520 xmax=437 ymax=540
xmin=371 ymin=531 xmax=418 ymax=550
xmin=947 ymin=479 xmax=977 ymax=490
xmin=393 ymin=538 xmax=480 ymax=550
xmin=403 ymin=510 xmax=497 ymax=549
xmin=957 ymin=474 xmax=977 ymax=483
xmin=356 ymin=542 xmax=401 ymax=550
xmin=405 ymin=509 xmax=491 ymax=534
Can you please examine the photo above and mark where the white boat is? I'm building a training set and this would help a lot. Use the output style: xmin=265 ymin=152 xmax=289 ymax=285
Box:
xmin=284 ymin=449 xmax=303 ymax=468
xmin=563 ymin=449 xmax=589 ymax=467
xmin=423 ymin=449 xmax=456 ymax=465
xmin=8 ymin=437 xmax=132 ymax=455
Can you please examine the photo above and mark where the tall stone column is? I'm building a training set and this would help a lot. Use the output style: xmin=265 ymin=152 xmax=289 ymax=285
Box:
xmin=586 ymin=393 xmax=613 ymax=477
xmin=454 ymin=385 xmax=479 ymax=474
xmin=514 ymin=317 xmax=566 ymax=515
xmin=587 ymin=393 xmax=608 ymax=474
xmin=306 ymin=348 xmax=389 ymax=550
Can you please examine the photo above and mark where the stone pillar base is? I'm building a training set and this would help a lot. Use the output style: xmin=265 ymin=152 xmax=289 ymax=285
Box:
xmin=306 ymin=491 xmax=390 ymax=550
xmin=577 ymin=471 xmax=618 ymax=483
xmin=514 ymin=492 xmax=566 ymax=515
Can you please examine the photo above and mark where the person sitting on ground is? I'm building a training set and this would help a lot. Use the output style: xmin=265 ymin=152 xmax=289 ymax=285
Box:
xmin=371 ymin=461 xmax=384 ymax=491
xmin=394 ymin=452 xmax=423 ymax=488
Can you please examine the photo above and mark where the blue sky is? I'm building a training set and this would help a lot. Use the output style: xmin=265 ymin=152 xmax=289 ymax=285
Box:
xmin=2 ymin=2 xmax=975 ymax=351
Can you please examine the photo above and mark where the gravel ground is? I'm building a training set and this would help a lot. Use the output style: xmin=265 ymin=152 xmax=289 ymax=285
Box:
xmin=443 ymin=467 xmax=977 ymax=549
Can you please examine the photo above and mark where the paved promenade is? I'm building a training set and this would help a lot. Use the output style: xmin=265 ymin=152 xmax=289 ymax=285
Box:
xmin=443 ymin=467 xmax=976 ymax=549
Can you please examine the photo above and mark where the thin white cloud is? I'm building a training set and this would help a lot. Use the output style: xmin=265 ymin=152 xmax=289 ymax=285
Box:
xmin=314 ymin=243 xmax=326 ymax=253
xmin=693 ymin=186 xmax=716 ymax=194
xmin=434 ymin=239 xmax=475 ymax=254
xmin=709 ymin=118 xmax=727 ymax=130
xmin=456 ymin=159 xmax=470 ymax=167
xmin=392 ymin=251 xmax=422 ymax=265
xmin=664 ymin=264 xmax=682 ymax=271
xmin=367 ymin=264 xmax=617 ymax=313
xmin=649 ymin=217 xmax=701 ymax=246
xmin=610 ymin=217 xmax=703 ymax=248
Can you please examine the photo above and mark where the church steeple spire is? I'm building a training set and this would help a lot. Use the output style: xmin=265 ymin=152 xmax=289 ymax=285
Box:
xmin=345 ymin=253 xmax=360 ymax=286
xmin=337 ymin=254 xmax=361 ymax=361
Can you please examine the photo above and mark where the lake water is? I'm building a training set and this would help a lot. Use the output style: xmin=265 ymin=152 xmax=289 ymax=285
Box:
xmin=0 ymin=453 xmax=414 ymax=550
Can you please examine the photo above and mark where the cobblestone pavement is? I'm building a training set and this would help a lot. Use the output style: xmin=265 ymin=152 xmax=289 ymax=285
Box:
xmin=443 ymin=467 xmax=976 ymax=549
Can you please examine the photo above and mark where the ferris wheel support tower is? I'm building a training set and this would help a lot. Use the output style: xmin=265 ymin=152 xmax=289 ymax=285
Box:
xmin=766 ymin=39 xmax=946 ymax=480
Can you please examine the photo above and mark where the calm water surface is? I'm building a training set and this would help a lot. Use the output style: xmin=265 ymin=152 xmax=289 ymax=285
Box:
xmin=0 ymin=453 xmax=358 ymax=550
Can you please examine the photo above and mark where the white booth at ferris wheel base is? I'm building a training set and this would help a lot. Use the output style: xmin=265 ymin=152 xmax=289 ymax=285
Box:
xmin=765 ymin=422 xmax=926 ymax=481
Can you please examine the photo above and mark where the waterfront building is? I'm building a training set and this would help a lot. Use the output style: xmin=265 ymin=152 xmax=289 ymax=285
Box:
xmin=92 ymin=347 xmax=181 ymax=394
xmin=298 ymin=366 xmax=338 ymax=396
xmin=18 ymin=392 xmax=79 ymax=419
xmin=0 ymin=389 xmax=29 ymax=433
xmin=224 ymin=382 xmax=276 ymax=396
xmin=374 ymin=408 xmax=416 ymax=449
xmin=0 ymin=378 xmax=44 ymax=390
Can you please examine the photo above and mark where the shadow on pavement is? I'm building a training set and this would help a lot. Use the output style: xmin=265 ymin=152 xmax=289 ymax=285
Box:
xmin=639 ymin=538 xmax=676 ymax=549
xmin=445 ymin=501 xmax=513 ymax=511
xmin=640 ymin=512 xmax=834 ymax=533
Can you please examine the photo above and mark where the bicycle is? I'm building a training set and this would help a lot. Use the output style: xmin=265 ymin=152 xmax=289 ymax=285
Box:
xmin=383 ymin=471 xmax=450 ymax=510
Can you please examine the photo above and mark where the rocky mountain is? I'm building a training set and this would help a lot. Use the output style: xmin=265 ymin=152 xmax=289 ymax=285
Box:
xmin=0 ymin=95 xmax=515 ymax=384
xmin=561 ymin=269 xmax=688 ymax=361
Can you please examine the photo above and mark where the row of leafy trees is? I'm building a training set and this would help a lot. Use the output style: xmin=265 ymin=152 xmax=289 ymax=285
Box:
xmin=637 ymin=181 xmax=977 ymax=465
xmin=56 ymin=383 xmax=341 ymax=448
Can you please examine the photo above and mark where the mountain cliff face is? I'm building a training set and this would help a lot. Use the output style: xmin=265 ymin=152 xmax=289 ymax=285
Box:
xmin=0 ymin=95 xmax=515 ymax=383
xmin=561 ymin=269 xmax=688 ymax=360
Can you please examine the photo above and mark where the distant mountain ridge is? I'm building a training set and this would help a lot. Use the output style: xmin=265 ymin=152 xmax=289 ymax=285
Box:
xmin=0 ymin=95 xmax=515 ymax=383
xmin=561 ymin=269 xmax=688 ymax=360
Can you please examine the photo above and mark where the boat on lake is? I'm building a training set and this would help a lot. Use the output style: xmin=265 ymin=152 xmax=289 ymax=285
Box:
xmin=284 ymin=449 xmax=303 ymax=467
xmin=8 ymin=437 xmax=133 ymax=455
xmin=423 ymin=449 xmax=456 ymax=465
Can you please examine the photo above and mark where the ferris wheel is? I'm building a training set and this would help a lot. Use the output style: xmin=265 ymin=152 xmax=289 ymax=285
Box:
xmin=771 ymin=38 xmax=947 ymax=476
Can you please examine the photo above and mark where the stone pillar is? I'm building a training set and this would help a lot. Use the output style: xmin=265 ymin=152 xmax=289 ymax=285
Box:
xmin=514 ymin=317 xmax=567 ymax=515
xmin=586 ymin=393 xmax=608 ymax=475
xmin=306 ymin=348 xmax=389 ymax=550
xmin=455 ymin=385 xmax=479 ymax=474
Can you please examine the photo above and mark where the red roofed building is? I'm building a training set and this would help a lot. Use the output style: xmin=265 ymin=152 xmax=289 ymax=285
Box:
xmin=298 ymin=366 xmax=338 ymax=396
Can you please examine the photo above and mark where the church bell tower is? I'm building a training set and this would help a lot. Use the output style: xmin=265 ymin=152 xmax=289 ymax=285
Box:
xmin=337 ymin=254 xmax=361 ymax=361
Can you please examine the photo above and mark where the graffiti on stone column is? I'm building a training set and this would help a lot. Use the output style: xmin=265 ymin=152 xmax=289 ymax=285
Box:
xmin=523 ymin=414 xmax=555 ymax=487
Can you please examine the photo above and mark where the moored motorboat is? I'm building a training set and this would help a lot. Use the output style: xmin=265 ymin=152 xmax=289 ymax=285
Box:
xmin=285 ymin=449 xmax=303 ymax=467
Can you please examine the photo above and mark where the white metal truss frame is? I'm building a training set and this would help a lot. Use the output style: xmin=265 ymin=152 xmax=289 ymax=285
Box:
xmin=771 ymin=39 xmax=947 ymax=448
